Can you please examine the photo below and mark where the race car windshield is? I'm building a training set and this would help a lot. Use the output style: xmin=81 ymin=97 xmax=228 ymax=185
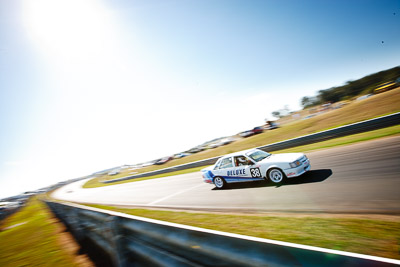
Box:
xmin=246 ymin=150 xmax=271 ymax=162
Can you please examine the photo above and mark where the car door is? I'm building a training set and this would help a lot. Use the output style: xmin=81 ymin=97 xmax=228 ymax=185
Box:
xmin=233 ymin=155 xmax=261 ymax=180
xmin=215 ymin=157 xmax=239 ymax=182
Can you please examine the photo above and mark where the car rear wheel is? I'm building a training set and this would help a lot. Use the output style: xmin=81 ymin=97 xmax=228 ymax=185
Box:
xmin=268 ymin=168 xmax=286 ymax=184
xmin=214 ymin=177 xmax=226 ymax=189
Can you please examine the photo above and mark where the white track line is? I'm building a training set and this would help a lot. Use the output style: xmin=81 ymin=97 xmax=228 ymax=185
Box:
xmin=147 ymin=184 xmax=205 ymax=205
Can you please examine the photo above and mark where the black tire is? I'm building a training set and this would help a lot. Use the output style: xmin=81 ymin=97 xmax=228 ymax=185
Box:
xmin=267 ymin=168 xmax=286 ymax=184
xmin=213 ymin=177 xmax=226 ymax=189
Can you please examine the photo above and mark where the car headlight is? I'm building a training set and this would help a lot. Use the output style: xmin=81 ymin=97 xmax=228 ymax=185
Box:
xmin=290 ymin=160 xmax=301 ymax=168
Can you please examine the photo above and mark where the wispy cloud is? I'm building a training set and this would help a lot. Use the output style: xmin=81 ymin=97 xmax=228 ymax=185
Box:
xmin=3 ymin=161 xmax=26 ymax=166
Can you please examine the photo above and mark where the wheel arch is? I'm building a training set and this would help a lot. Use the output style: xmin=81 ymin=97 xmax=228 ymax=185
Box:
xmin=265 ymin=165 xmax=282 ymax=176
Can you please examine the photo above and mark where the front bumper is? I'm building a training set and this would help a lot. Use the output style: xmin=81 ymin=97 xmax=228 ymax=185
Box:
xmin=284 ymin=159 xmax=311 ymax=178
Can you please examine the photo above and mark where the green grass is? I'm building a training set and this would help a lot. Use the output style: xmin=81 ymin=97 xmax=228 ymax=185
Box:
xmin=83 ymin=124 xmax=400 ymax=188
xmin=0 ymin=198 xmax=81 ymax=267
xmin=87 ymin=204 xmax=400 ymax=260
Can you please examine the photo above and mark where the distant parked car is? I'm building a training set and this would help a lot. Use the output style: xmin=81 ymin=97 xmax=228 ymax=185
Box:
xmin=174 ymin=152 xmax=191 ymax=159
xmin=252 ymin=126 xmax=264 ymax=134
xmin=239 ymin=130 xmax=254 ymax=138
xmin=264 ymin=121 xmax=279 ymax=130
xmin=356 ymin=94 xmax=372 ymax=101
xmin=240 ymin=127 xmax=264 ymax=137
xmin=154 ymin=156 xmax=173 ymax=165
xmin=108 ymin=170 xmax=119 ymax=176
xmin=374 ymin=81 xmax=397 ymax=94
xmin=207 ymin=137 xmax=235 ymax=149
xmin=0 ymin=201 xmax=20 ymax=211
xmin=219 ymin=137 xmax=235 ymax=145
xmin=140 ymin=160 xmax=158 ymax=167
xmin=332 ymin=102 xmax=348 ymax=109
xmin=208 ymin=143 xmax=221 ymax=149
xmin=302 ymin=114 xmax=316 ymax=120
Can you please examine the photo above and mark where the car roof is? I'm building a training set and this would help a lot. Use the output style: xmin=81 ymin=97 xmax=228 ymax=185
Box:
xmin=219 ymin=148 xmax=262 ymax=159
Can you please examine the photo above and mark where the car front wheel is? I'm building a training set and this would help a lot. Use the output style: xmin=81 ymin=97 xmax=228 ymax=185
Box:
xmin=214 ymin=177 xmax=226 ymax=189
xmin=268 ymin=168 xmax=286 ymax=184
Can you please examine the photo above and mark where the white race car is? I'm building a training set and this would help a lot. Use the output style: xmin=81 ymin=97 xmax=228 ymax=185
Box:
xmin=201 ymin=148 xmax=310 ymax=189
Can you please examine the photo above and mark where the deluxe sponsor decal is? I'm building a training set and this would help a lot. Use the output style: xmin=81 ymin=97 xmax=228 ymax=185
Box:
xmin=227 ymin=169 xmax=246 ymax=176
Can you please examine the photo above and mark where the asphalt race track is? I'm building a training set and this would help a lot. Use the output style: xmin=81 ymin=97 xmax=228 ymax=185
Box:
xmin=52 ymin=136 xmax=400 ymax=214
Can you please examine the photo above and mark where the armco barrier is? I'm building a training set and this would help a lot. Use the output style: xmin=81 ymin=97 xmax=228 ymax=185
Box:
xmin=106 ymin=112 xmax=400 ymax=183
xmin=44 ymin=200 xmax=400 ymax=267
xmin=0 ymin=207 xmax=21 ymax=221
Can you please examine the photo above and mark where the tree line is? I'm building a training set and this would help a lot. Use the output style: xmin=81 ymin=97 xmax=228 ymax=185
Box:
xmin=300 ymin=66 xmax=400 ymax=109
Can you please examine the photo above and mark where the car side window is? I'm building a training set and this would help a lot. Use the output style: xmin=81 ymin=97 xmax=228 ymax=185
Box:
xmin=219 ymin=157 xmax=233 ymax=169
xmin=234 ymin=156 xmax=251 ymax=166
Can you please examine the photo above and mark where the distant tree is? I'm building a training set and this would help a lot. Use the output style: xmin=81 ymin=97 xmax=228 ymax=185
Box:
xmin=272 ymin=106 xmax=291 ymax=118
xmin=301 ymin=96 xmax=319 ymax=108
xmin=301 ymin=66 xmax=400 ymax=105
xmin=301 ymin=96 xmax=310 ymax=107
xmin=318 ymin=88 xmax=343 ymax=103
xmin=301 ymin=96 xmax=312 ymax=108
xmin=272 ymin=111 xmax=282 ymax=119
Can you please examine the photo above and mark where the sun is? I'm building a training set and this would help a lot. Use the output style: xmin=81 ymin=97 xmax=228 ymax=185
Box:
xmin=22 ymin=0 xmax=116 ymax=62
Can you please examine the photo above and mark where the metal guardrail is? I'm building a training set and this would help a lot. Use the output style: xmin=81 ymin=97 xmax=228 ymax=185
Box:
xmin=105 ymin=112 xmax=400 ymax=183
xmin=44 ymin=200 xmax=400 ymax=267
xmin=0 ymin=207 xmax=21 ymax=221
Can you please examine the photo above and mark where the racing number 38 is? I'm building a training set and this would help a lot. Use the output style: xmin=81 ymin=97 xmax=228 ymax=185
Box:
xmin=250 ymin=168 xmax=262 ymax=178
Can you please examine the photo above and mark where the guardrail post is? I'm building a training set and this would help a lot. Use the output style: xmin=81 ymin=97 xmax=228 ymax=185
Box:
xmin=67 ymin=208 xmax=85 ymax=241
xmin=107 ymin=216 xmax=128 ymax=267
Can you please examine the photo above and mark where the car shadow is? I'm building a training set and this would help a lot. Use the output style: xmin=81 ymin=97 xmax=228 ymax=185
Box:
xmin=213 ymin=169 xmax=332 ymax=190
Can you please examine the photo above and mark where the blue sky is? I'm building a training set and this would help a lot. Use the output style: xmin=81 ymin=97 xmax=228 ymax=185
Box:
xmin=0 ymin=0 xmax=399 ymax=198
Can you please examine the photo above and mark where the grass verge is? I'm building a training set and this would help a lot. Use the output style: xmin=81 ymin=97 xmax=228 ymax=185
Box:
xmin=83 ymin=124 xmax=400 ymax=188
xmin=83 ymin=165 xmax=207 ymax=188
xmin=86 ymin=204 xmax=400 ymax=260
xmin=0 ymin=197 xmax=91 ymax=267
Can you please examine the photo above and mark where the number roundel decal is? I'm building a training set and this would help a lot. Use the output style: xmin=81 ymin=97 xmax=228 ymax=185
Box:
xmin=250 ymin=168 xmax=262 ymax=178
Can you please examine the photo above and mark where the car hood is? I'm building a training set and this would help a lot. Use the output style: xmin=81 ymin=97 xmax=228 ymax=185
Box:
xmin=201 ymin=165 xmax=214 ymax=172
xmin=260 ymin=153 xmax=303 ymax=163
